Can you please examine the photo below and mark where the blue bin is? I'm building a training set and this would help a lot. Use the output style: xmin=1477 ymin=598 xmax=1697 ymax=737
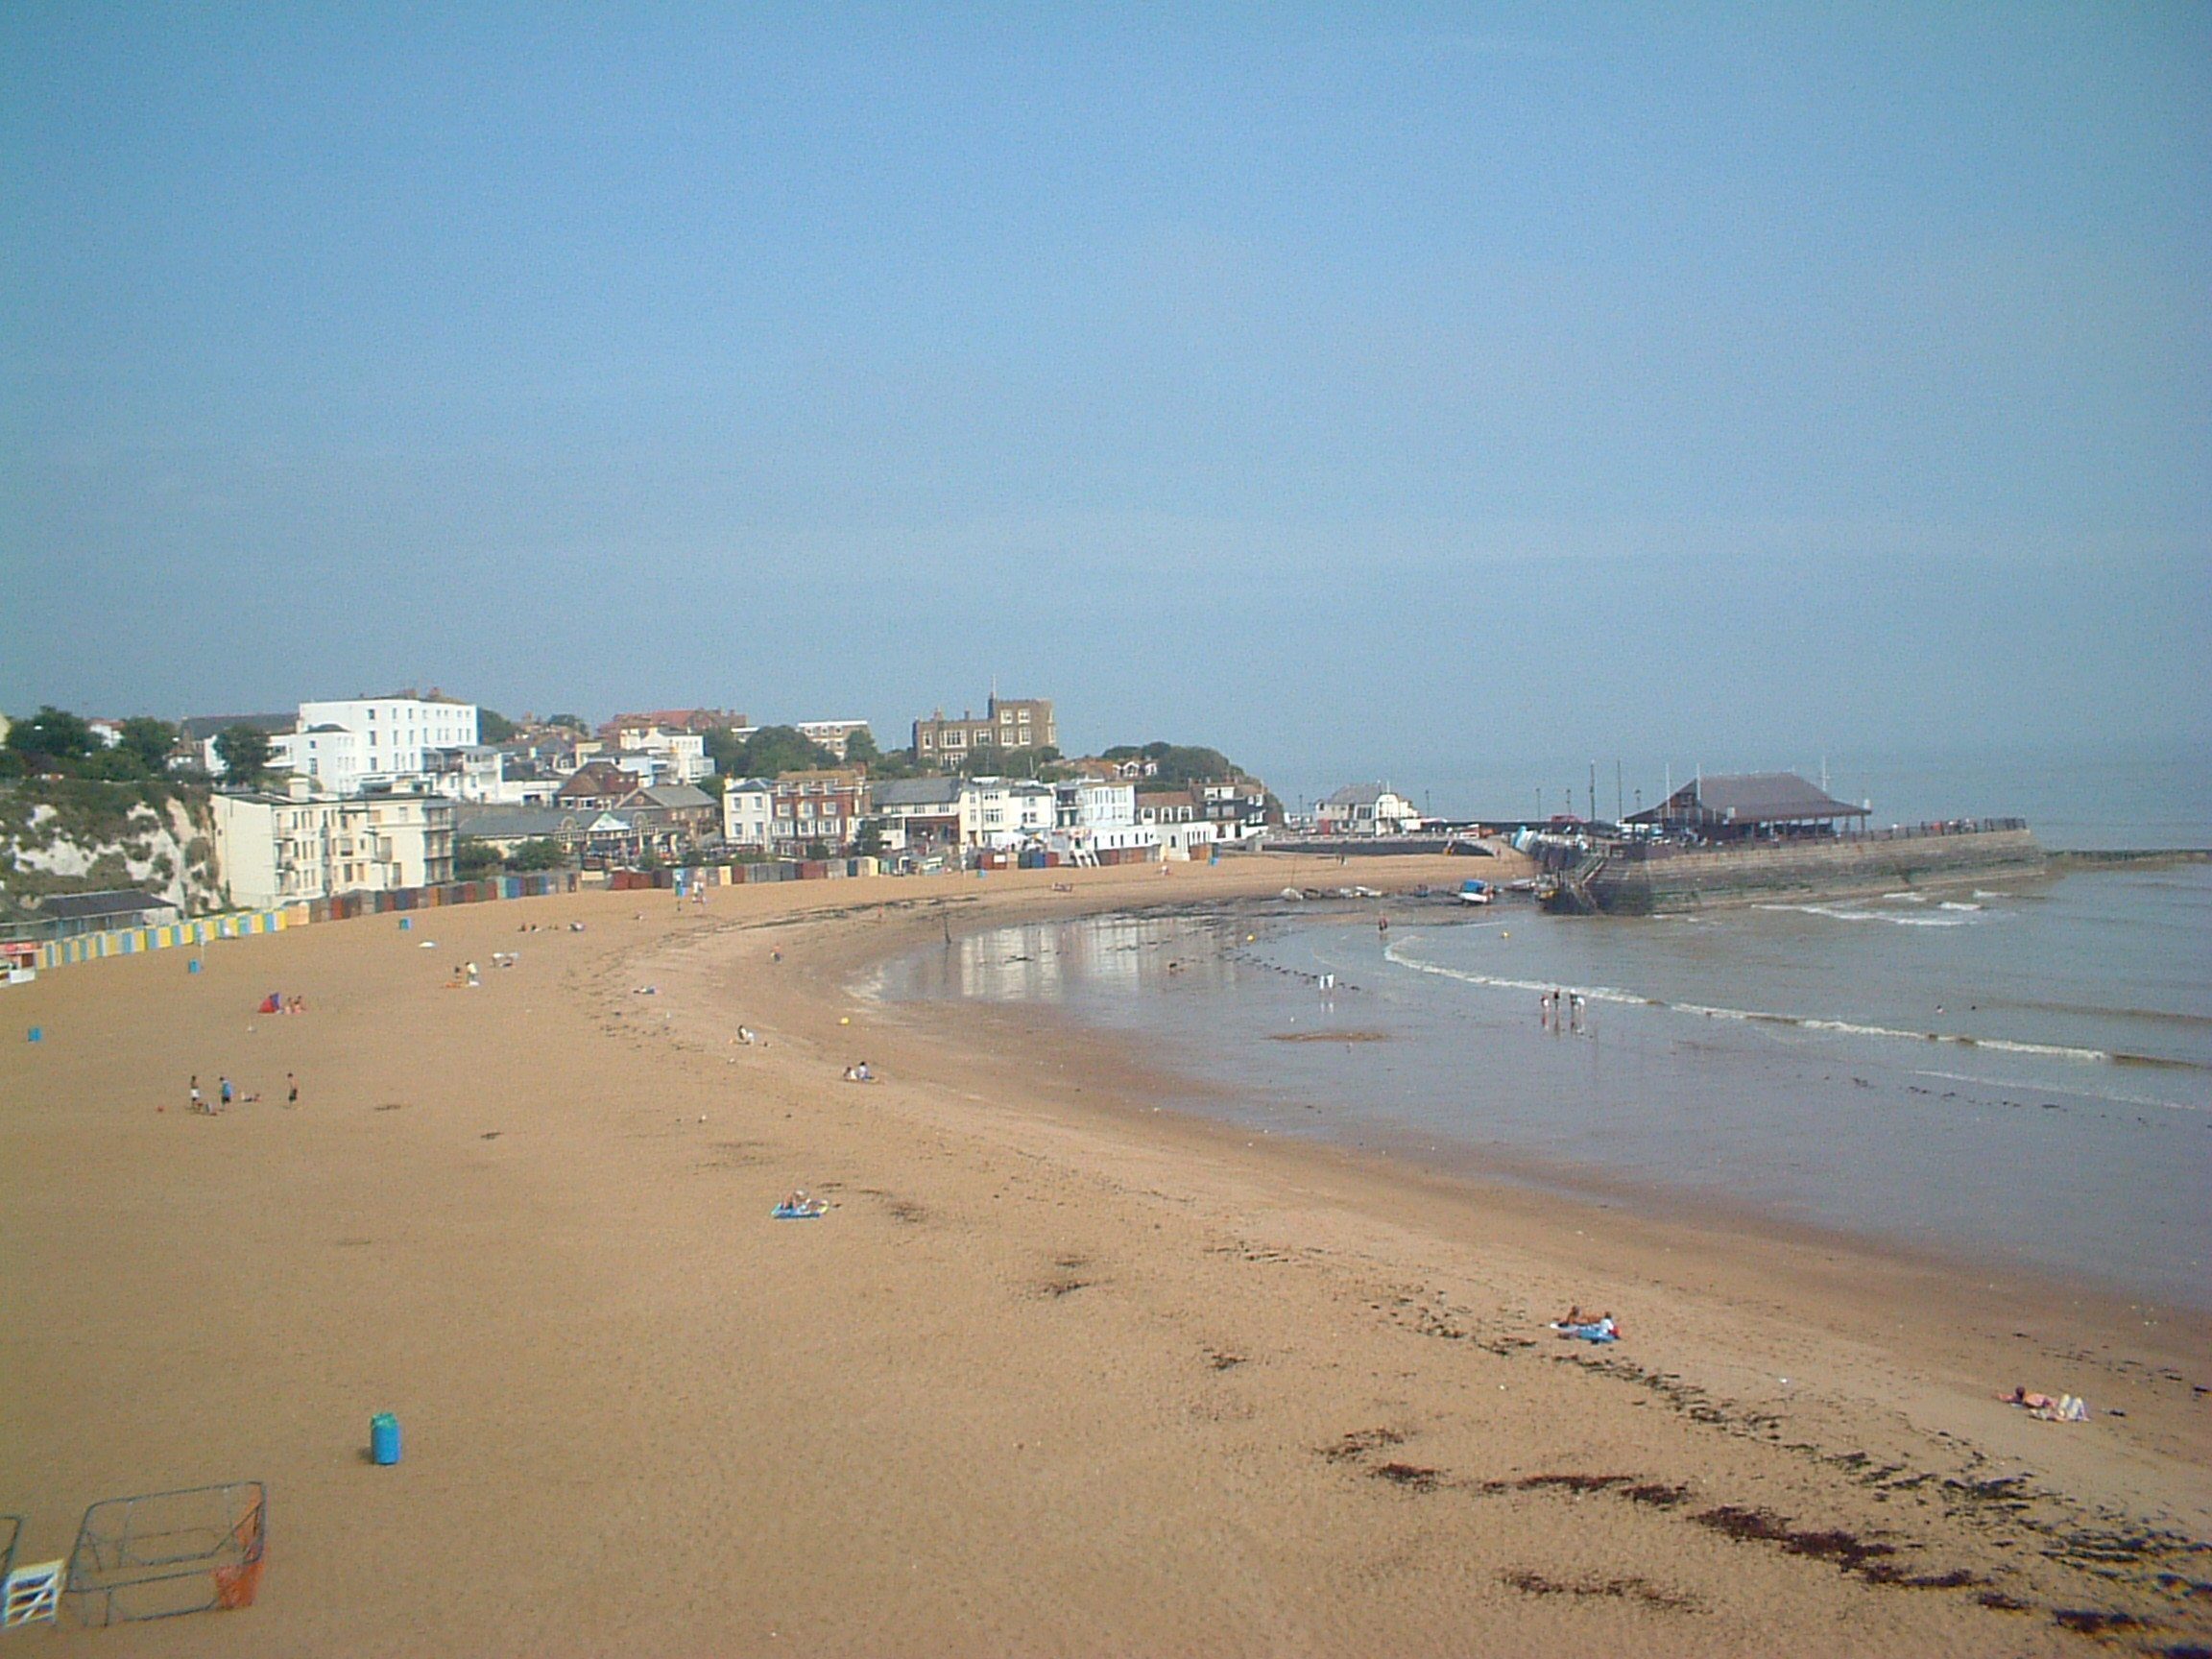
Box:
xmin=371 ymin=1412 xmax=402 ymax=1465
xmin=188 ymin=959 xmax=202 ymax=974
xmin=27 ymin=1026 xmax=42 ymax=1044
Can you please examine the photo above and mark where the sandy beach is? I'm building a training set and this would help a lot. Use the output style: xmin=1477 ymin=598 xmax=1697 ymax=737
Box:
xmin=3 ymin=857 xmax=2206 ymax=1656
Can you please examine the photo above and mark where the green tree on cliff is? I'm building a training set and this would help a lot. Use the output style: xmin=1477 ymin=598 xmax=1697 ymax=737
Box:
xmin=214 ymin=724 xmax=273 ymax=785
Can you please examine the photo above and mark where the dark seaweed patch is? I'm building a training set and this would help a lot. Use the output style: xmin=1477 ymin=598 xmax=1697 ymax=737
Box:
xmin=1321 ymin=1428 xmax=1406 ymax=1463
xmin=1692 ymin=1505 xmax=1979 ymax=1591
xmin=2052 ymin=1609 xmax=2141 ymax=1635
xmin=1373 ymin=1462 xmax=1442 ymax=1492
xmin=1503 ymin=1570 xmax=1695 ymax=1612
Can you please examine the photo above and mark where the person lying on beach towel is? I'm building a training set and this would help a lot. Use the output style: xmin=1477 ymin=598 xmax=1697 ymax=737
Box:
xmin=1552 ymin=1313 xmax=1620 ymax=1342
xmin=773 ymin=1191 xmax=829 ymax=1219
xmin=2007 ymin=1386 xmax=2089 ymax=1421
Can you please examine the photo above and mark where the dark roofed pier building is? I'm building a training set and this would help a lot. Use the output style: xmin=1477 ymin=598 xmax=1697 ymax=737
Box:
xmin=1625 ymin=772 xmax=1869 ymax=843
xmin=1550 ymin=770 xmax=2038 ymax=914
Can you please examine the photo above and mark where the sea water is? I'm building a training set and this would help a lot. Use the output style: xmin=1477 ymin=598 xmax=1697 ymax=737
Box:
xmin=870 ymin=760 xmax=2211 ymax=1310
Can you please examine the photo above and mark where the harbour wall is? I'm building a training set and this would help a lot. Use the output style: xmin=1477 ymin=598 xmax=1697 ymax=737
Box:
xmin=1578 ymin=827 xmax=2046 ymax=915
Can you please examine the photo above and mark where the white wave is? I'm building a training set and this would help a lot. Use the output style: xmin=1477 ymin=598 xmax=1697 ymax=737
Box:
xmin=1383 ymin=944 xmax=2127 ymax=1069
xmin=1758 ymin=902 xmax=1980 ymax=927
xmin=1883 ymin=891 xmax=1927 ymax=902
xmin=1760 ymin=902 xmax=1990 ymax=928
xmin=1939 ymin=901 xmax=1982 ymax=912
xmin=1381 ymin=943 xmax=1648 ymax=1006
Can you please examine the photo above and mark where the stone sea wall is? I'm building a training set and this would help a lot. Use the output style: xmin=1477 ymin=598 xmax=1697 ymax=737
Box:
xmin=1581 ymin=828 xmax=2046 ymax=915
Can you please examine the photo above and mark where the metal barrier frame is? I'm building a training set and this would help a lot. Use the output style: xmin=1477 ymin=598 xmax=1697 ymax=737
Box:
xmin=65 ymin=1481 xmax=265 ymax=1625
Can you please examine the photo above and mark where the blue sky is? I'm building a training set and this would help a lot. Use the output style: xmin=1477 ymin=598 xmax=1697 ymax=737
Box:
xmin=4 ymin=6 xmax=2205 ymax=811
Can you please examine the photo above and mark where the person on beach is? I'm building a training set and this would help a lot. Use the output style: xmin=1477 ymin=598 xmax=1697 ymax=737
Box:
xmin=219 ymin=1076 xmax=233 ymax=1109
xmin=188 ymin=1075 xmax=204 ymax=1114
xmin=286 ymin=1072 xmax=299 ymax=1108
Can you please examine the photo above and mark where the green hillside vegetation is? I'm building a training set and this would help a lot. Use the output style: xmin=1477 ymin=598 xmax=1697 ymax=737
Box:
xmin=1103 ymin=742 xmax=1242 ymax=788
xmin=704 ymin=725 xmax=842 ymax=781
xmin=2 ymin=707 xmax=183 ymax=782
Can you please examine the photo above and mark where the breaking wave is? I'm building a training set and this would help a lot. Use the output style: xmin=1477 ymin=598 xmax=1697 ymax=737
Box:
xmin=1755 ymin=902 xmax=1991 ymax=927
xmin=1382 ymin=938 xmax=2197 ymax=1074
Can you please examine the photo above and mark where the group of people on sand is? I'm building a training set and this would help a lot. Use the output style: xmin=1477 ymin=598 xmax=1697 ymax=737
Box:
xmin=1540 ymin=988 xmax=1585 ymax=1032
xmin=842 ymin=1060 xmax=875 ymax=1084
xmin=181 ymin=1071 xmax=298 ymax=1114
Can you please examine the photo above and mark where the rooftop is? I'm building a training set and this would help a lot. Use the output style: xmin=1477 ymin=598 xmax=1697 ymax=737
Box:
xmin=1626 ymin=772 xmax=1869 ymax=827
xmin=36 ymin=889 xmax=180 ymax=921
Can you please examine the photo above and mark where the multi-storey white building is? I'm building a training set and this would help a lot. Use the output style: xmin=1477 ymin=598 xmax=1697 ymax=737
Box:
xmin=273 ymin=694 xmax=480 ymax=794
xmin=964 ymin=778 xmax=1056 ymax=850
xmin=722 ymin=778 xmax=775 ymax=852
xmin=211 ymin=782 xmax=457 ymax=907
xmin=616 ymin=727 xmax=714 ymax=784
xmin=1049 ymin=779 xmax=1162 ymax=861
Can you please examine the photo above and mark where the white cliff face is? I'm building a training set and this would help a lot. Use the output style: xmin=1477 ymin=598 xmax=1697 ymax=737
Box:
xmin=1 ymin=789 xmax=225 ymax=914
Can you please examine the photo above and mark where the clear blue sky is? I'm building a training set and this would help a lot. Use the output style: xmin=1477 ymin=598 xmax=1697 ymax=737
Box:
xmin=4 ymin=5 xmax=2205 ymax=810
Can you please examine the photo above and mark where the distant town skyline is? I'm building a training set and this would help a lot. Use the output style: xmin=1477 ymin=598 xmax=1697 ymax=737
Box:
xmin=5 ymin=8 xmax=2205 ymax=805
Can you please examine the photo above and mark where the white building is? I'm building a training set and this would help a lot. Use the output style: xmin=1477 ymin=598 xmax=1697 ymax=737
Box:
xmin=1049 ymin=779 xmax=1161 ymax=862
xmin=272 ymin=694 xmax=480 ymax=795
xmin=211 ymin=783 xmax=457 ymax=907
xmin=421 ymin=745 xmax=509 ymax=803
xmin=722 ymin=778 xmax=775 ymax=853
xmin=966 ymin=778 xmax=1056 ymax=851
xmin=617 ymin=727 xmax=714 ymax=784
xmin=1315 ymin=783 xmax=1423 ymax=836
